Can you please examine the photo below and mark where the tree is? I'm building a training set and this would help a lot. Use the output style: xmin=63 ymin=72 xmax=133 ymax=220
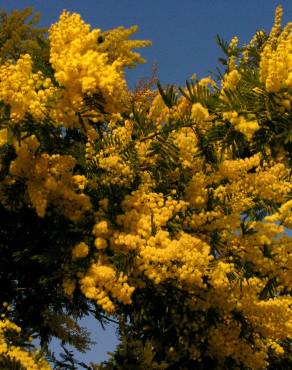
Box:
xmin=0 ymin=5 xmax=291 ymax=370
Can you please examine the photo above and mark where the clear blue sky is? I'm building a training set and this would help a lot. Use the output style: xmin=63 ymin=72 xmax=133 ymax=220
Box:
xmin=0 ymin=0 xmax=291 ymax=366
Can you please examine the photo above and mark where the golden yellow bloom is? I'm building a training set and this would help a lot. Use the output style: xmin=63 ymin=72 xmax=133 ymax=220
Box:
xmin=0 ymin=8 xmax=291 ymax=369
xmin=7 ymin=136 xmax=92 ymax=220
xmin=94 ymin=237 xmax=107 ymax=249
xmin=223 ymin=111 xmax=260 ymax=139
xmin=49 ymin=11 xmax=128 ymax=127
xmin=0 ymin=54 xmax=56 ymax=122
xmin=72 ymin=242 xmax=89 ymax=259
xmin=191 ymin=102 xmax=209 ymax=123
xmin=222 ymin=69 xmax=240 ymax=90
xmin=260 ymin=6 xmax=292 ymax=96
xmin=79 ymin=260 xmax=134 ymax=313
xmin=93 ymin=220 xmax=109 ymax=236
xmin=73 ymin=175 xmax=88 ymax=191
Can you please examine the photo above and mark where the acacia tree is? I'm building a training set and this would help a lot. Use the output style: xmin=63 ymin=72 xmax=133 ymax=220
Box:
xmin=0 ymin=6 xmax=291 ymax=370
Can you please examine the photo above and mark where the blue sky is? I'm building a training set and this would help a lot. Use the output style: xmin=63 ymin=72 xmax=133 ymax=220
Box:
xmin=0 ymin=0 xmax=291 ymax=366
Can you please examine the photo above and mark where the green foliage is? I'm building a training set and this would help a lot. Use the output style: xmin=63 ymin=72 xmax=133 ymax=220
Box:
xmin=157 ymin=82 xmax=178 ymax=108
xmin=179 ymin=79 xmax=219 ymax=110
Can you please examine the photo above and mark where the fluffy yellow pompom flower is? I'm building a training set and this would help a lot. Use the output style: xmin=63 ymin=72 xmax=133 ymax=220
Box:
xmin=260 ymin=6 xmax=292 ymax=95
xmin=93 ymin=220 xmax=109 ymax=236
xmin=94 ymin=237 xmax=108 ymax=249
xmin=191 ymin=102 xmax=209 ymax=123
xmin=79 ymin=260 xmax=135 ymax=313
xmin=49 ymin=11 xmax=128 ymax=127
xmin=72 ymin=242 xmax=89 ymax=259
xmin=222 ymin=69 xmax=241 ymax=90
xmin=0 ymin=54 xmax=56 ymax=123
xmin=8 ymin=135 xmax=92 ymax=220
xmin=223 ymin=111 xmax=260 ymax=140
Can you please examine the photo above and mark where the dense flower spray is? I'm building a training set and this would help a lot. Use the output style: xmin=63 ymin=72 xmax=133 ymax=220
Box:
xmin=0 ymin=5 xmax=291 ymax=369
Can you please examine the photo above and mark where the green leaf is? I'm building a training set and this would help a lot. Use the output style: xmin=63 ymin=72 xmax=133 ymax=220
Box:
xmin=157 ymin=81 xmax=178 ymax=108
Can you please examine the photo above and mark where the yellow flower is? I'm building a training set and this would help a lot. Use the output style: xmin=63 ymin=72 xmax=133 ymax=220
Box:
xmin=48 ymin=11 xmax=129 ymax=127
xmin=191 ymin=102 xmax=209 ymax=123
xmin=94 ymin=237 xmax=107 ymax=249
xmin=72 ymin=242 xmax=89 ymax=259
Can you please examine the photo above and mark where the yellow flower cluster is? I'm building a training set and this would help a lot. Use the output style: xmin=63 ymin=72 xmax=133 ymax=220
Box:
xmin=0 ymin=316 xmax=50 ymax=370
xmin=118 ymin=187 xmax=188 ymax=234
xmin=79 ymin=260 xmax=135 ymax=313
xmin=208 ymin=321 xmax=268 ymax=369
xmin=147 ymin=94 xmax=170 ymax=124
xmin=69 ymin=219 xmax=135 ymax=312
xmin=49 ymin=11 xmax=128 ymax=127
xmin=212 ymin=156 xmax=291 ymax=209
xmin=85 ymin=122 xmax=134 ymax=186
xmin=198 ymin=271 xmax=291 ymax=369
xmin=95 ymin=148 xmax=133 ymax=186
xmin=8 ymin=135 xmax=91 ymax=220
xmin=260 ymin=6 xmax=292 ymax=93
xmin=252 ymin=162 xmax=292 ymax=202
xmin=172 ymin=127 xmax=198 ymax=168
xmin=109 ymin=186 xmax=212 ymax=287
xmin=0 ymin=54 xmax=56 ymax=122
xmin=147 ymin=93 xmax=191 ymax=126
xmin=197 ymin=76 xmax=217 ymax=88
xmin=111 ymin=119 xmax=133 ymax=143
xmin=267 ymin=5 xmax=284 ymax=45
xmin=72 ymin=242 xmax=89 ymax=259
xmin=185 ymin=172 xmax=208 ymax=208
xmin=190 ymin=102 xmax=211 ymax=133
xmin=95 ymin=154 xmax=291 ymax=367
xmin=266 ymin=198 xmax=292 ymax=228
xmin=220 ymin=68 xmax=241 ymax=104
xmin=224 ymin=220 xmax=291 ymax=285
xmin=191 ymin=102 xmax=209 ymax=123
xmin=73 ymin=175 xmax=88 ymax=191
xmin=221 ymin=69 xmax=241 ymax=91
xmin=217 ymin=153 xmax=261 ymax=181
xmin=92 ymin=220 xmax=110 ymax=249
xmin=0 ymin=7 xmax=291 ymax=368
xmin=223 ymin=111 xmax=260 ymax=139
xmin=177 ymin=149 xmax=292 ymax=326
xmin=138 ymin=231 xmax=212 ymax=287
xmin=228 ymin=36 xmax=238 ymax=70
